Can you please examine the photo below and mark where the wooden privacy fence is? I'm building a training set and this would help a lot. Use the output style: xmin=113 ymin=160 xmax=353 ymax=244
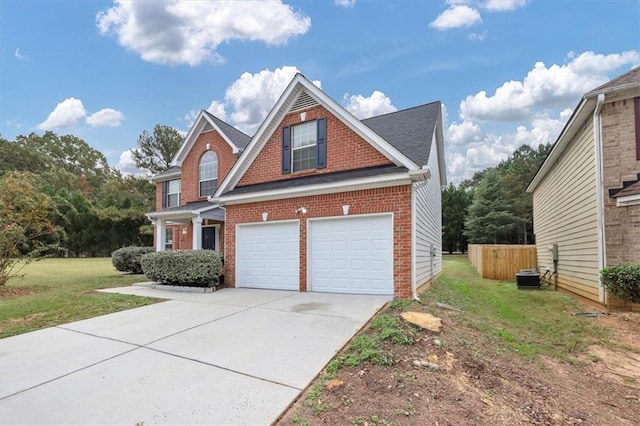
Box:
xmin=468 ymin=244 xmax=537 ymax=280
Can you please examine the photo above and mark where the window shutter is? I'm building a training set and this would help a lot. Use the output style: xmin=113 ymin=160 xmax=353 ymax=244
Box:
xmin=161 ymin=181 xmax=167 ymax=208
xmin=635 ymin=97 xmax=640 ymax=160
xmin=282 ymin=126 xmax=291 ymax=174
xmin=317 ymin=117 xmax=327 ymax=169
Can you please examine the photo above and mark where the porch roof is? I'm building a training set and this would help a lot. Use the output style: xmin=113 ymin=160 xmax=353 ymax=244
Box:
xmin=146 ymin=201 xmax=223 ymax=222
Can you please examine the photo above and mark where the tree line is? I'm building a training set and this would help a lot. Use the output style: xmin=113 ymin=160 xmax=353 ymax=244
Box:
xmin=442 ymin=143 xmax=552 ymax=253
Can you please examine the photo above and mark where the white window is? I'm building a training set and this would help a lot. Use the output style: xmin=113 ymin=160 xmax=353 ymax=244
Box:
xmin=292 ymin=121 xmax=317 ymax=172
xmin=165 ymin=228 xmax=173 ymax=250
xmin=199 ymin=151 xmax=218 ymax=197
xmin=167 ymin=179 xmax=181 ymax=208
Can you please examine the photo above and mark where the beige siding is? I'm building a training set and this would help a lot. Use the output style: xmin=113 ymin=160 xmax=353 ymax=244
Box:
xmin=414 ymin=133 xmax=443 ymax=287
xmin=533 ymin=121 xmax=600 ymax=301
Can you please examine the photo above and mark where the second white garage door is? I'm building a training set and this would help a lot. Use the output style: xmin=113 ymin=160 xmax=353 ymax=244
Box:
xmin=236 ymin=221 xmax=299 ymax=290
xmin=308 ymin=214 xmax=394 ymax=295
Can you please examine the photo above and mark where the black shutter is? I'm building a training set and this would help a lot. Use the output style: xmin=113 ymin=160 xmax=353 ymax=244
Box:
xmin=161 ymin=181 xmax=167 ymax=208
xmin=316 ymin=117 xmax=327 ymax=169
xmin=282 ymin=126 xmax=291 ymax=174
xmin=635 ymin=97 xmax=640 ymax=160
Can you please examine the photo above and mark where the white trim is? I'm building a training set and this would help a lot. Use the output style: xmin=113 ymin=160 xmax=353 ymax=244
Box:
xmin=172 ymin=111 xmax=240 ymax=167
xmin=411 ymin=183 xmax=417 ymax=300
xmin=146 ymin=204 xmax=223 ymax=220
xmin=616 ymin=194 xmax=640 ymax=206
xmin=213 ymin=173 xmax=412 ymax=205
xmin=306 ymin=213 xmax=394 ymax=294
xmin=150 ymin=169 xmax=181 ymax=183
xmin=593 ymin=93 xmax=606 ymax=303
xmin=527 ymin=97 xmax=596 ymax=192
xmin=214 ymin=74 xmax=419 ymax=198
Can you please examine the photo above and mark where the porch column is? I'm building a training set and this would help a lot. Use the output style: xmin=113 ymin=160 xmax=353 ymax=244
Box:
xmin=156 ymin=219 xmax=166 ymax=252
xmin=192 ymin=216 xmax=203 ymax=250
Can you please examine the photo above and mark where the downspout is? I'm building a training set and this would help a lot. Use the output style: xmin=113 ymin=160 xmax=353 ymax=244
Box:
xmin=593 ymin=93 xmax=606 ymax=303
xmin=409 ymin=167 xmax=431 ymax=301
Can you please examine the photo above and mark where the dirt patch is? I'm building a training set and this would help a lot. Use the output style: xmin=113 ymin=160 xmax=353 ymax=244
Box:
xmin=0 ymin=285 xmax=47 ymax=298
xmin=278 ymin=307 xmax=640 ymax=426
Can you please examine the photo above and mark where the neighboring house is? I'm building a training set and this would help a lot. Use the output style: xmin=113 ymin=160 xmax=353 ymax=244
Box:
xmin=527 ymin=67 xmax=640 ymax=308
xmin=147 ymin=73 xmax=446 ymax=298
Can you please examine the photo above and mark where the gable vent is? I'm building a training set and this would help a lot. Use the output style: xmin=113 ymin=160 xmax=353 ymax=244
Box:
xmin=290 ymin=91 xmax=319 ymax=112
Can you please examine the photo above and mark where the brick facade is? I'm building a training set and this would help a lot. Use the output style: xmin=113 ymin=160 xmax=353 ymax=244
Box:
xmin=223 ymin=185 xmax=413 ymax=298
xmin=153 ymin=129 xmax=237 ymax=254
xmin=237 ymin=105 xmax=393 ymax=187
xmin=602 ymin=95 xmax=640 ymax=265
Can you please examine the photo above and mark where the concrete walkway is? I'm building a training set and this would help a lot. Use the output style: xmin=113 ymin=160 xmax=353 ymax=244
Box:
xmin=0 ymin=286 xmax=390 ymax=425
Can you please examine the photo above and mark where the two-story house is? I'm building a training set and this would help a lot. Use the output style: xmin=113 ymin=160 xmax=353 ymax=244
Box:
xmin=528 ymin=67 xmax=640 ymax=309
xmin=148 ymin=73 xmax=446 ymax=299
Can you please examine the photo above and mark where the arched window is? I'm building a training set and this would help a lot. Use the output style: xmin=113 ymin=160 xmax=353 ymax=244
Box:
xmin=199 ymin=151 xmax=218 ymax=197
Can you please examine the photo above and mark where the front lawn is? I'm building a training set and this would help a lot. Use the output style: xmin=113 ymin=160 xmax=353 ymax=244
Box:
xmin=0 ymin=258 xmax=161 ymax=338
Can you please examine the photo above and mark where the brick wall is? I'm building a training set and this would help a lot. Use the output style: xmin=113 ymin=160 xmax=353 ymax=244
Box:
xmin=602 ymin=96 xmax=640 ymax=265
xmin=181 ymin=130 xmax=239 ymax=203
xmin=238 ymin=105 xmax=393 ymax=187
xmin=224 ymin=185 xmax=413 ymax=298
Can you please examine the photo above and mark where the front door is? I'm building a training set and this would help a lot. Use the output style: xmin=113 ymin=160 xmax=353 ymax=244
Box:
xmin=202 ymin=227 xmax=216 ymax=250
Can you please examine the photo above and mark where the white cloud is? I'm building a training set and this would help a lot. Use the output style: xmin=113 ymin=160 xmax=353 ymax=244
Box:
xmin=37 ymin=97 xmax=87 ymax=130
xmin=460 ymin=50 xmax=640 ymax=122
xmin=467 ymin=31 xmax=487 ymax=41
xmin=343 ymin=91 xmax=397 ymax=119
xmin=483 ymin=0 xmax=529 ymax=12
xmin=445 ymin=108 xmax=573 ymax=183
xmin=14 ymin=48 xmax=28 ymax=61
xmin=118 ymin=150 xmax=148 ymax=177
xmin=429 ymin=5 xmax=482 ymax=30
xmin=86 ymin=108 xmax=124 ymax=127
xmin=334 ymin=0 xmax=356 ymax=7
xmin=96 ymin=0 xmax=311 ymax=66
xmin=221 ymin=66 xmax=320 ymax=134
xmin=206 ymin=100 xmax=227 ymax=121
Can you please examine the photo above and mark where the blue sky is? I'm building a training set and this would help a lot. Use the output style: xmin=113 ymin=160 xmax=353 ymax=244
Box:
xmin=1 ymin=0 xmax=638 ymax=183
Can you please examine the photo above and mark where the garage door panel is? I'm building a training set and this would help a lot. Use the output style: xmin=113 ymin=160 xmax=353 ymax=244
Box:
xmin=309 ymin=215 xmax=393 ymax=295
xmin=236 ymin=222 xmax=299 ymax=291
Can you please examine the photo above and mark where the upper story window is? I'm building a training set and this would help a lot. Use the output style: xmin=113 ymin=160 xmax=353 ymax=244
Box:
xmin=199 ymin=151 xmax=218 ymax=197
xmin=164 ymin=179 xmax=181 ymax=208
xmin=292 ymin=121 xmax=318 ymax=172
xmin=282 ymin=117 xmax=326 ymax=174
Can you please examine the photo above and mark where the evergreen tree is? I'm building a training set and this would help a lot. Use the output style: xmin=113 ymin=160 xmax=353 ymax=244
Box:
xmin=464 ymin=169 xmax=519 ymax=244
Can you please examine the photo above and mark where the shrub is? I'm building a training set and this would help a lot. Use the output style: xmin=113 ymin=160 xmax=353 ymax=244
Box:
xmin=111 ymin=246 xmax=154 ymax=274
xmin=141 ymin=250 xmax=223 ymax=287
xmin=601 ymin=264 xmax=640 ymax=304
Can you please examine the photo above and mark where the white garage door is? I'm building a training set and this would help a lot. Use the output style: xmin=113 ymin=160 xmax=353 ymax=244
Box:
xmin=236 ymin=221 xmax=299 ymax=290
xmin=309 ymin=214 xmax=393 ymax=295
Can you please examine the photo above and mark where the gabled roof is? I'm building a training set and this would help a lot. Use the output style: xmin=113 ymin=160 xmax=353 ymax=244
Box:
xmin=363 ymin=101 xmax=442 ymax=169
xmin=171 ymin=110 xmax=251 ymax=167
xmin=214 ymin=73 xmax=437 ymax=198
xmin=588 ymin=66 xmax=640 ymax=94
xmin=202 ymin=111 xmax=251 ymax=149
xmin=150 ymin=166 xmax=181 ymax=183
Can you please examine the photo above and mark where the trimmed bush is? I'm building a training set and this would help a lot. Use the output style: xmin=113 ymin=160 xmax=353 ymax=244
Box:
xmin=601 ymin=264 xmax=640 ymax=304
xmin=111 ymin=246 xmax=154 ymax=274
xmin=141 ymin=250 xmax=223 ymax=287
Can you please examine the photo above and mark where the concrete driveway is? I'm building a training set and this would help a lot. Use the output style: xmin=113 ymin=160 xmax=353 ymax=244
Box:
xmin=0 ymin=286 xmax=390 ymax=425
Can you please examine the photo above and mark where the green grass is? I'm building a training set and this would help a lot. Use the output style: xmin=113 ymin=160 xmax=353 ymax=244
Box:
xmin=0 ymin=258 xmax=161 ymax=338
xmin=427 ymin=255 xmax=611 ymax=361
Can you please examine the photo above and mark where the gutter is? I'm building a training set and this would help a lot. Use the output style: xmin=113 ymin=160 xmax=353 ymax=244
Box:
xmin=410 ymin=166 xmax=432 ymax=301
xmin=593 ymin=93 xmax=606 ymax=303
